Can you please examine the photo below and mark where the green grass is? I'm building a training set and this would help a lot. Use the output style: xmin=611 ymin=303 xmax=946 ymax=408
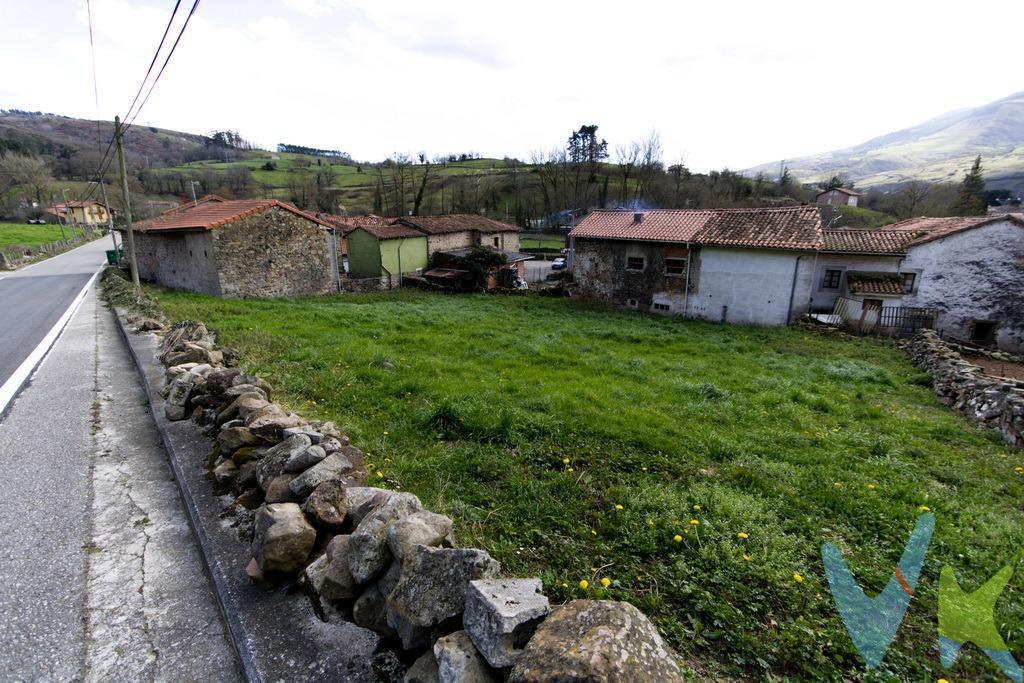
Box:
xmin=520 ymin=234 xmax=566 ymax=250
xmin=833 ymin=205 xmax=898 ymax=230
xmin=0 ymin=222 xmax=73 ymax=248
xmin=151 ymin=288 xmax=1023 ymax=680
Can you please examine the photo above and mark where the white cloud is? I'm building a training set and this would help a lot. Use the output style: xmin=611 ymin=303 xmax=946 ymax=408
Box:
xmin=2 ymin=0 xmax=1023 ymax=172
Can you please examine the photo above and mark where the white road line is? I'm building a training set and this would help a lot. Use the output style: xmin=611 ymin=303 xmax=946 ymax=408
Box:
xmin=0 ymin=267 xmax=102 ymax=417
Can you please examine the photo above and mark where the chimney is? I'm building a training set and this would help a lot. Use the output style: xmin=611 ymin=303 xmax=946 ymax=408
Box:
xmin=633 ymin=212 xmax=643 ymax=224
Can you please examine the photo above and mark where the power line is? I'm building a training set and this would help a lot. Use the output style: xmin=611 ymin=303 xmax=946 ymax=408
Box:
xmin=86 ymin=0 xmax=102 ymax=152
xmin=122 ymin=0 xmax=182 ymax=127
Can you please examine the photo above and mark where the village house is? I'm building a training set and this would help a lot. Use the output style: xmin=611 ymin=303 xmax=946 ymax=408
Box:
xmin=816 ymin=187 xmax=861 ymax=207
xmin=126 ymin=198 xmax=335 ymax=298
xmin=569 ymin=208 xmax=1024 ymax=352
xmin=315 ymin=213 xmax=392 ymax=258
xmin=395 ymin=215 xmax=521 ymax=255
xmin=346 ymin=222 xmax=427 ymax=284
xmin=44 ymin=199 xmax=111 ymax=227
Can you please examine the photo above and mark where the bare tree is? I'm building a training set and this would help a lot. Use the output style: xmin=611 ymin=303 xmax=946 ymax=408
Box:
xmin=0 ymin=154 xmax=53 ymax=209
xmin=898 ymin=179 xmax=932 ymax=218
xmin=615 ymin=142 xmax=640 ymax=206
xmin=634 ymin=130 xmax=663 ymax=203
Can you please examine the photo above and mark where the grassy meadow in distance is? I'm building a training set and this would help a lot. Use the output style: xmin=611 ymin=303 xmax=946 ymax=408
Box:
xmin=152 ymin=288 xmax=1023 ymax=680
xmin=0 ymin=222 xmax=72 ymax=248
xmin=519 ymin=234 xmax=566 ymax=250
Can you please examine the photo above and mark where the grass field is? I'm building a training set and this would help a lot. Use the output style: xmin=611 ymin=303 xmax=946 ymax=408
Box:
xmin=0 ymin=223 xmax=72 ymax=248
xmin=519 ymin=234 xmax=566 ymax=250
xmin=151 ymin=288 xmax=1022 ymax=680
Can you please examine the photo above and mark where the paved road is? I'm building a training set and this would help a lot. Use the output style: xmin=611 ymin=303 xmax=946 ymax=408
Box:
xmin=0 ymin=238 xmax=109 ymax=392
xmin=0 ymin=288 xmax=238 ymax=681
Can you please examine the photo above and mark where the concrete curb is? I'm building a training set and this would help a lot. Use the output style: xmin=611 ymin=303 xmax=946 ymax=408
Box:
xmin=112 ymin=307 xmax=389 ymax=682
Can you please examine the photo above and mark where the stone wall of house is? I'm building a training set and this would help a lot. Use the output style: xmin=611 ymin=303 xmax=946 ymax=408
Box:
xmin=425 ymin=230 xmax=479 ymax=255
xmin=212 ymin=207 xmax=333 ymax=298
xmin=901 ymin=220 xmax=1024 ymax=352
xmin=117 ymin=306 xmax=685 ymax=681
xmin=905 ymin=329 xmax=1024 ymax=449
xmin=572 ymin=237 xmax=697 ymax=314
xmin=132 ymin=230 xmax=221 ymax=296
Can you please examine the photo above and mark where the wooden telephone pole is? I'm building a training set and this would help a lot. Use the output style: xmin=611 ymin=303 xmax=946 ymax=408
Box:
xmin=114 ymin=116 xmax=140 ymax=289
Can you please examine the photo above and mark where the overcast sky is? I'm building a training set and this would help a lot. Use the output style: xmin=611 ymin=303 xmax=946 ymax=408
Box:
xmin=1 ymin=0 xmax=1022 ymax=171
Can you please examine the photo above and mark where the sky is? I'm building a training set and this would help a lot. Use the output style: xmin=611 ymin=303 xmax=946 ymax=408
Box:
xmin=1 ymin=0 xmax=1022 ymax=172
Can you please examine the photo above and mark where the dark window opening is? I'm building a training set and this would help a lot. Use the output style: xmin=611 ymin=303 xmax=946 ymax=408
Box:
xmin=626 ymin=256 xmax=645 ymax=271
xmin=901 ymin=272 xmax=916 ymax=293
xmin=492 ymin=237 xmax=499 ymax=247
xmin=653 ymin=302 xmax=671 ymax=311
xmin=822 ymin=269 xmax=842 ymax=289
xmin=626 ymin=298 xmax=639 ymax=308
xmin=970 ymin=320 xmax=998 ymax=345
xmin=665 ymin=257 xmax=687 ymax=275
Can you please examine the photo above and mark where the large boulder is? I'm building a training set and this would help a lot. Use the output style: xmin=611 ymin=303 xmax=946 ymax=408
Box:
xmin=386 ymin=546 xmax=500 ymax=650
xmin=204 ymin=367 xmax=242 ymax=396
xmin=302 ymin=480 xmax=348 ymax=531
xmin=387 ymin=511 xmax=454 ymax=563
xmin=255 ymin=435 xmax=311 ymax=490
xmin=508 ymin=600 xmax=683 ymax=682
xmin=216 ymin=393 xmax=270 ymax=426
xmin=464 ymin=578 xmax=550 ymax=668
xmin=344 ymin=487 xmax=395 ymax=527
xmin=164 ymin=373 xmax=197 ymax=421
xmin=320 ymin=535 xmax=358 ymax=601
xmin=348 ymin=493 xmax=423 ymax=584
xmin=284 ymin=445 xmax=327 ymax=473
xmin=433 ymin=630 xmax=498 ymax=683
xmin=289 ymin=452 xmax=364 ymax=499
xmin=250 ymin=503 xmax=316 ymax=574
xmin=265 ymin=474 xmax=299 ymax=504
xmin=218 ymin=425 xmax=258 ymax=453
xmin=404 ymin=650 xmax=440 ymax=683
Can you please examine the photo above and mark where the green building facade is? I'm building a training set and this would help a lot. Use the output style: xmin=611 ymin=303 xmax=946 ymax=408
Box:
xmin=347 ymin=225 xmax=428 ymax=278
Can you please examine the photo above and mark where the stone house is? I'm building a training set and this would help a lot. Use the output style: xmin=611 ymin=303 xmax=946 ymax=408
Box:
xmin=570 ymin=208 xmax=1024 ymax=352
xmin=315 ymin=213 xmax=392 ymax=258
xmin=44 ymin=199 xmax=111 ymax=227
xmin=395 ymin=215 xmax=521 ymax=255
xmin=127 ymin=199 xmax=334 ymax=298
xmin=346 ymin=223 xmax=428 ymax=283
xmin=816 ymin=187 xmax=861 ymax=207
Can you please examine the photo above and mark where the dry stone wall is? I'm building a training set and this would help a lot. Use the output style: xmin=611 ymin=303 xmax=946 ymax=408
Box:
xmin=128 ymin=312 xmax=684 ymax=682
xmin=905 ymin=330 xmax=1024 ymax=449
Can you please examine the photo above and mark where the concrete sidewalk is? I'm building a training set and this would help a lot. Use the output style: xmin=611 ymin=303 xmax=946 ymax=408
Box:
xmin=0 ymin=288 xmax=239 ymax=682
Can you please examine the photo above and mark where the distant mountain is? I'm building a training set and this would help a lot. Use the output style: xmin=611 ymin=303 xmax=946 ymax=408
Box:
xmin=745 ymin=91 xmax=1024 ymax=191
xmin=0 ymin=110 xmax=218 ymax=170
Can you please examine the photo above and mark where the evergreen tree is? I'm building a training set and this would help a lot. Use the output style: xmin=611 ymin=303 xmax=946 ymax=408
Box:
xmin=952 ymin=156 xmax=987 ymax=216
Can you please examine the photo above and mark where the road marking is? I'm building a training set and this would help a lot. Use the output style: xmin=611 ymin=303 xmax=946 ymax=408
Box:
xmin=0 ymin=267 xmax=102 ymax=418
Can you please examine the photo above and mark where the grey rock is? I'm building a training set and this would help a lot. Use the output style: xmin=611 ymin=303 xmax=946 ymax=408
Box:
xmin=386 ymin=546 xmax=500 ymax=650
xmin=204 ymin=367 xmax=242 ymax=395
xmin=224 ymin=383 xmax=269 ymax=402
xmin=321 ymin=535 xmax=358 ymax=601
xmin=255 ymin=435 xmax=311 ymax=490
xmin=433 ymin=630 xmax=498 ymax=683
xmin=387 ymin=511 xmax=455 ymax=563
xmin=164 ymin=373 xmax=196 ymax=421
xmin=265 ymin=474 xmax=299 ymax=504
xmin=236 ymin=461 xmax=259 ymax=489
xmin=348 ymin=493 xmax=423 ymax=584
xmin=284 ymin=445 xmax=327 ymax=473
xmin=303 ymin=552 xmax=329 ymax=595
xmin=250 ymin=503 xmax=316 ymax=574
xmin=289 ymin=452 xmax=363 ymax=499
xmin=343 ymin=487 xmax=395 ymax=527
xmin=248 ymin=411 xmax=304 ymax=440
xmin=218 ymin=425 xmax=257 ymax=453
xmin=189 ymin=363 xmax=213 ymax=376
xmin=353 ymin=583 xmax=396 ymax=639
xmin=165 ymin=363 xmax=197 ymax=381
xmin=216 ymin=393 xmax=270 ymax=426
xmin=464 ymin=578 xmax=550 ymax=668
xmin=508 ymin=600 xmax=684 ymax=683
xmin=302 ymin=480 xmax=348 ymax=531
xmin=283 ymin=426 xmax=323 ymax=443
xmin=404 ymin=650 xmax=440 ymax=683
xmin=212 ymin=459 xmax=238 ymax=488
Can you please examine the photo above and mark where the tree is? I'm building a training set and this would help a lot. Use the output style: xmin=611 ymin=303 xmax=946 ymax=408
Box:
xmin=0 ymin=153 xmax=53 ymax=210
xmin=897 ymin=180 xmax=932 ymax=218
xmin=952 ymin=156 xmax=987 ymax=216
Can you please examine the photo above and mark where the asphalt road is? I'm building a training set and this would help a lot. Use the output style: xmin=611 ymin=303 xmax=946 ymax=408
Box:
xmin=0 ymin=238 xmax=109 ymax=392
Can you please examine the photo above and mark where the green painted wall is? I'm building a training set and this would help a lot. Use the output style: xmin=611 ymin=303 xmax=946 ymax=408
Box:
xmin=347 ymin=228 xmax=428 ymax=277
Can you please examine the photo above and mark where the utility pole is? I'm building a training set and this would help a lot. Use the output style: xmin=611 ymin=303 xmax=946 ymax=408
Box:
xmin=115 ymin=116 xmax=140 ymax=289
xmin=97 ymin=181 xmax=120 ymax=261
xmin=61 ymin=188 xmax=80 ymax=239
xmin=190 ymin=180 xmax=199 ymax=206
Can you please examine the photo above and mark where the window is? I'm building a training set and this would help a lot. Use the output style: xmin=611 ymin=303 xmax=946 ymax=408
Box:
xmin=822 ymin=269 xmax=842 ymax=289
xmin=664 ymin=257 xmax=687 ymax=276
xmin=626 ymin=256 xmax=645 ymax=271
xmin=653 ymin=302 xmax=671 ymax=312
xmin=492 ymin=237 xmax=500 ymax=247
xmin=626 ymin=298 xmax=639 ymax=308
xmin=901 ymin=272 xmax=916 ymax=293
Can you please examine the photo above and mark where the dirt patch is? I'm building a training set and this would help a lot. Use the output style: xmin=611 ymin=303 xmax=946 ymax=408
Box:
xmin=964 ymin=353 xmax=1024 ymax=381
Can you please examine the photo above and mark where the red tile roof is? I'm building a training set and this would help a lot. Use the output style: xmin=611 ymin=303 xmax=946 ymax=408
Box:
xmin=882 ymin=214 xmax=1024 ymax=246
xmin=821 ymin=230 xmax=916 ymax=254
xmin=132 ymin=199 xmax=330 ymax=232
xmin=354 ymin=223 xmax=425 ymax=240
xmin=846 ymin=272 xmax=905 ymax=295
xmin=316 ymin=214 xmax=395 ymax=236
xmin=571 ymin=206 xmax=823 ymax=251
xmin=816 ymin=187 xmax=861 ymax=197
xmin=397 ymin=215 xmax=521 ymax=235
xmin=156 ymin=194 xmax=227 ymax=216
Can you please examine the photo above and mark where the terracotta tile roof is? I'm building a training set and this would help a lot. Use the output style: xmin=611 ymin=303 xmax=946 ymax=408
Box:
xmin=157 ymin=194 xmax=227 ymax=216
xmin=317 ymin=214 xmax=395 ymax=236
xmin=397 ymin=214 xmax=521 ymax=235
xmin=570 ymin=206 xmax=823 ymax=251
xmin=355 ymin=223 xmax=425 ymax=240
xmin=132 ymin=199 xmax=330 ymax=232
xmin=816 ymin=187 xmax=861 ymax=197
xmin=883 ymin=214 xmax=1024 ymax=246
xmin=822 ymin=230 xmax=915 ymax=254
xmin=45 ymin=199 xmax=107 ymax=212
xmin=846 ymin=272 xmax=905 ymax=295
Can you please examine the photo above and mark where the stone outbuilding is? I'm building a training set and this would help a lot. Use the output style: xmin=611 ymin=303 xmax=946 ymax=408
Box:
xmin=815 ymin=187 xmax=861 ymax=207
xmin=127 ymin=198 xmax=334 ymax=298
xmin=395 ymin=215 xmax=521 ymax=256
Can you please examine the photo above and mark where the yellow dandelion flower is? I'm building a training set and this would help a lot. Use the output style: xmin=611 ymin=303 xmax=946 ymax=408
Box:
xmin=938 ymin=679 xmax=950 ymax=683
xmin=793 ymin=573 xmax=804 ymax=582
xmin=737 ymin=532 xmax=749 ymax=539
xmin=615 ymin=504 xmax=624 ymax=510
xmin=673 ymin=534 xmax=683 ymax=543
xmin=600 ymin=577 xmax=611 ymax=588
xmin=1015 ymin=466 xmax=1024 ymax=473
xmin=641 ymin=466 xmax=648 ymax=471
xmin=561 ymin=582 xmax=568 ymax=589
xmin=579 ymin=580 xmax=589 ymax=589
xmin=562 ymin=457 xmax=570 ymax=465
xmin=867 ymin=483 xmax=877 ymax=490
xmin=833 ymin=482 xmax=842 ymax=488
xmin=383 ymin=431 xmax=389 ymax=435
xmin=567 ymin=467 xmax=574 ymax=473
xmin=689 ymin=519 xmax=700 ymax=525
xmin=743 ymin=553 xmax=751 ymax=561
xmin=376 ymin=471 xmax=384 ymax=479
xmin=684 ymin=528 xmax=690 ymax=535
xmin=590 ymin=529 xmax=597 ymax=536
xmin=919 ymin=505 xmax=931 ymax=512
xmin=693 ymin=504 xmax=701 ymax=511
